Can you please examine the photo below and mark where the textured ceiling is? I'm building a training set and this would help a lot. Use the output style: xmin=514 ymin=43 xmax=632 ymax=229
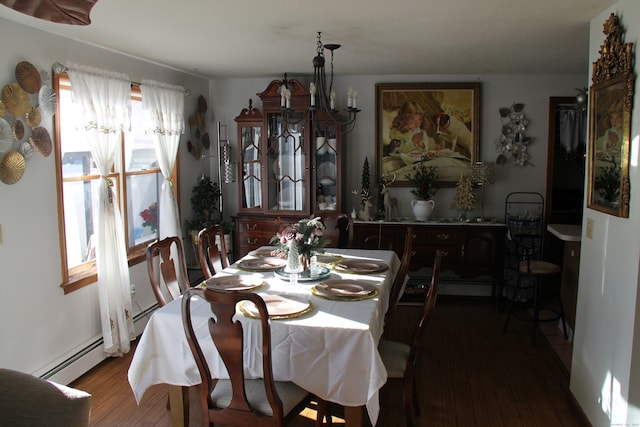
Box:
xmin=0 ymin=0 xmax=617 ymax=79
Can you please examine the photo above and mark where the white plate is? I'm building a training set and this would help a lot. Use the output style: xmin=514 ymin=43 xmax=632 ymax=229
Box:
xmin=317 ymin=161 xmax=336 ymax=181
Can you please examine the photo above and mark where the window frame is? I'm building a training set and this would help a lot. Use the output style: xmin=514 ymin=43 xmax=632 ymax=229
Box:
xmin=53 ymin=73 xmax=180 ymax=294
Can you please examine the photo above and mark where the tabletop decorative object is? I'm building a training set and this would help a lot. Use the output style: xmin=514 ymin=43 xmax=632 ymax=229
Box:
xmin=406 ymin=161 xmax=439 ymax=221
xmin=450 ymin=174 xmax=476 ymax=221
xmin=270 ymin=217 xmax=328 ymax=284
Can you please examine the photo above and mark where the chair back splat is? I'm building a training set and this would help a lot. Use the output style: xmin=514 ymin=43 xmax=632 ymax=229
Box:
xmin=198 ymin=225 xmax=230 ymax=279
xmin=321 ymin=214 xmax=352 ymax=248
xmin=146 ymin=236 xmax=190 ymax=306
xmin=384 ymin=226 xmax=414 ymax=330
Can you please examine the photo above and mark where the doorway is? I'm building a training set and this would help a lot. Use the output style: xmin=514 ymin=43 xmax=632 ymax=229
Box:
xmin=543 ymin=96 xmax=586 ymax=374
xmin=545 ymin=96 xmax=586 ymax=227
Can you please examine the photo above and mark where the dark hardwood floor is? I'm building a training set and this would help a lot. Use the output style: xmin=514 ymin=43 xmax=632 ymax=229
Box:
xmin=71 ymin=297 xmax=587 ymax=426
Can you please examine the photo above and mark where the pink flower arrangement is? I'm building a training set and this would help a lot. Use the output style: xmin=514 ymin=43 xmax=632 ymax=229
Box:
xmin=269 ymin=217 xmax=328 ymax=259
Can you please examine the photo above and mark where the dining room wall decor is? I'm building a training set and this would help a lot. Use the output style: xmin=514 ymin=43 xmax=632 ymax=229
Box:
xmin=495 ymin=102 xmax=533 ymax=167
xmin=0 ymin=60 xmax=56 ymax=185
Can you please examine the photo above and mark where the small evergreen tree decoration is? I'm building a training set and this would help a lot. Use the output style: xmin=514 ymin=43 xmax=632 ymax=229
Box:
xmin=451 ymin=174 xmax=477 ymax=220
xmin=360 ymin=157 xmax=371 ymax=208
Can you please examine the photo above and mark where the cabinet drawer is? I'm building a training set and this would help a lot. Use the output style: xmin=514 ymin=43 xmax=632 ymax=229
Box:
xmin=413 ymin=227 xmax=459 ymax=248
xmin=411 ymin=246 xmax=458 ymax=268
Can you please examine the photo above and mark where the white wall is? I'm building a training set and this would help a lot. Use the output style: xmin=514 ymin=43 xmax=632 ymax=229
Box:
xmin=571 ymin=1 xmax=640 ymax=425
xmin=0 ymin=17 xmax=209 ymax=381
xmin=211 ymin=74 xmax=586 ymax=220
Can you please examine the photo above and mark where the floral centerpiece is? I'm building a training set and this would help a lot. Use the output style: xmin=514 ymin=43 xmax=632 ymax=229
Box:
xmin=270 ymin=217 xmax=328 ymax=271
xmin=405 ymin=161 xmax=439 ymax=200
xmin=139 ymin=202 xmax=158 ymax=234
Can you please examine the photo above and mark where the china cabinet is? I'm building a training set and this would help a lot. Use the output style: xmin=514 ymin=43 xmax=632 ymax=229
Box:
xmin=233 ymin=77 xmax=344 ymax=258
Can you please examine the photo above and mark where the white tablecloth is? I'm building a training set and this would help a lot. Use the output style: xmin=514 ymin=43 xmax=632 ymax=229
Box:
xmin=128 ymin=247 xmax=400 ymax=424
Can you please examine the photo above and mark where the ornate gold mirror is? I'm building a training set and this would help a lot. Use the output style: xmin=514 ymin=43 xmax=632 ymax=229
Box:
xmin=587 ymin=13 xmax=635 ymax=217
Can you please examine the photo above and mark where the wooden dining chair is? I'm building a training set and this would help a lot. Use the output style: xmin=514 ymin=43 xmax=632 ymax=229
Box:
xmin=146 ymin=236 xmax=191 ymax=307
xmin=377 ymin=249 xmax=441 ymax=427
xmin=321 ymin=214 xmax=352 ymax=248
xmin=181 ymin=287 xmax=330 ymax=426
xmin=384 ymin=226 xmax=414 ymax=335
xmin=146 ymin=236 xmax=192 ymax=414
xmin=198 ymin=225 xmax=230 ymax=279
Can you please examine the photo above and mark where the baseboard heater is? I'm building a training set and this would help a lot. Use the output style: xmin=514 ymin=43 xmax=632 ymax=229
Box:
xmin=37 ymin=303 xmax=158 ymax=384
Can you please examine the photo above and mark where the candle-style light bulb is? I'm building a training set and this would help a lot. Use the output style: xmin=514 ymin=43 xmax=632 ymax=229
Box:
xmin=310 ymin=82 xmax=316 ymax=107
xmin=330 ymin=90 xmax=336 ymax=110
xmin=347 ymin=86 xmax=354 ymax=108
xmin=352 ymin=90 xmax=358 ymax=109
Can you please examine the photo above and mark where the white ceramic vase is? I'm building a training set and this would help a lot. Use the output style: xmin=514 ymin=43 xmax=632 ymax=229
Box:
xmin=411 ymin=199 xmax=435 ymax=221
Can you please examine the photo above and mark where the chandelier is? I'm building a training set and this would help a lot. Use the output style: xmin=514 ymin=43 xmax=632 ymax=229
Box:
xmin=280 ymin=32 xmax=360 ymax=133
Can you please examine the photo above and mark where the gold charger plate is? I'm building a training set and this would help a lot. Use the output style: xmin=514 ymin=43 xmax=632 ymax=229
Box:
xmin=333 ymin=259 xmax=389 ymax=274
xmin=312 ymin=280 xmax=378 ymax=301
xmin=203 ymin=275 xmax=264 ymax=292
xmin=237 ymin=258 xmax=286 ymax=272
xmin=239 ymin=295 xmax=313 ymax=320
xmin=249 ymin=249 xmax=277 ymax=258
xmin=315 ymin=253 xmax=343 ymax=264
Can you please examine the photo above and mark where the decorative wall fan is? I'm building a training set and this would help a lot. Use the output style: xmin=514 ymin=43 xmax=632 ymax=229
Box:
xmin=0 ymin=60 xmax=57 ymax=184
xmin=0 ymin=0 xmax=98 ymax=25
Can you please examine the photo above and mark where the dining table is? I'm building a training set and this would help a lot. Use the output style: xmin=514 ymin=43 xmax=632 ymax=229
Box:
xmin=128 ymin=247 xmax=400 ymax=427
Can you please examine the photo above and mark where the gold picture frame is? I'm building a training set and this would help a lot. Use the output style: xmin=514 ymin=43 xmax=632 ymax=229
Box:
xmin=587 ymin=13 xmax=635 ymax=217
xmin=375 ymin=82 xmax=480 ymax=186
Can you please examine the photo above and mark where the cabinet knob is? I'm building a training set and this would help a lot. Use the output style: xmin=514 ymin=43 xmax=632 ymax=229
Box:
xmin=437 ymin=233 xmax=450 ymax=240
xmin=247 ymin=238 xmax=258 ymax=244
xmin=246 ymin=224 xmax=257 ymax=230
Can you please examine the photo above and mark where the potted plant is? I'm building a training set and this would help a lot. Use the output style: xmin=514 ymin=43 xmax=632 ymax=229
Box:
xmin=405 ymin=161 xmax=438 ymax=221
xmin=185 ymin=176 xmax=221 ymax=249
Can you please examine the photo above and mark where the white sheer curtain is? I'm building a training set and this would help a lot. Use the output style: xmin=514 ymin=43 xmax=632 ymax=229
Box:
xmin=140 ymin=80 xmax=185 ymax=239
xmin=67 ymin=63 xmax=135 ymax=356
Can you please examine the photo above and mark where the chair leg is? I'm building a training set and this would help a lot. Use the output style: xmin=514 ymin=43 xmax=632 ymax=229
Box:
xmin=403 ymin=376 xmax=415 ymax=427
xmin=315 ymin=399 xmax=332 ymax=427
xmin=557 ymin=294 xmax=568 ymax=339
xmin=503 ymin=274 xmax=522 ymax=333
xmin=412 ymin=377 xmax=420 ymax=418
xmin=532 ymin=278 xmax=541 ymax=345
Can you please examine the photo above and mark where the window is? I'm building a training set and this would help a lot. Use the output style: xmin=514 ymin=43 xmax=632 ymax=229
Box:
xmin=54 ymin=74 xmax=178 ymax=293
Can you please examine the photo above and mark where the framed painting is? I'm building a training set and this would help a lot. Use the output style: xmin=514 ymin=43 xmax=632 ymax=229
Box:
xmin=375 ymin=82 xmax=480 ymax=186
xmin=586 ymin=13 xmax=635 ymax=218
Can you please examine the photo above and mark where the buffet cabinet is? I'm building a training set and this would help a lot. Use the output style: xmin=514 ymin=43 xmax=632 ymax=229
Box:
xmin=233 ymin=77 xmax=344 ymax=259
xmin=352 ymin=221 xmax=507 ymax=289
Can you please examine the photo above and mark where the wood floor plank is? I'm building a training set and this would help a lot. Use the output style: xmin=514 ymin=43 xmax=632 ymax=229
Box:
xmin=70 ymin=297 xmax=586 ymax=426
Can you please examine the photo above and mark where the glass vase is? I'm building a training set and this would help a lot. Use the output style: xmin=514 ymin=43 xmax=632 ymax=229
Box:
xmin=285 ymin=241 xmax=304 ymax=285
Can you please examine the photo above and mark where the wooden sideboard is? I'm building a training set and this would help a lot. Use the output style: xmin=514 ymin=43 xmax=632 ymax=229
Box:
xmin=352 ymin=220 xmax=507 ymax=296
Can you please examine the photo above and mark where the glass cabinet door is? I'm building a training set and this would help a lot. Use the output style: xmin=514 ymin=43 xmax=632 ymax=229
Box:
xmin=240 ymin=125 xmax=262 ymax=209
xmin=266 ymin=112 xmax=307 ymax=212
xmin=315 ymin=124 xmax=339 ymax=212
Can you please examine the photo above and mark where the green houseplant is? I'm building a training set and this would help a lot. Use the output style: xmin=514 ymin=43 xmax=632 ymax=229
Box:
xmin=405 ymin=162 xmax=439 ymax=200
xmin=405 ymin=162 xmax=439 ymax=221
xmin=185 ymin=175 xmax=221 ymax=231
